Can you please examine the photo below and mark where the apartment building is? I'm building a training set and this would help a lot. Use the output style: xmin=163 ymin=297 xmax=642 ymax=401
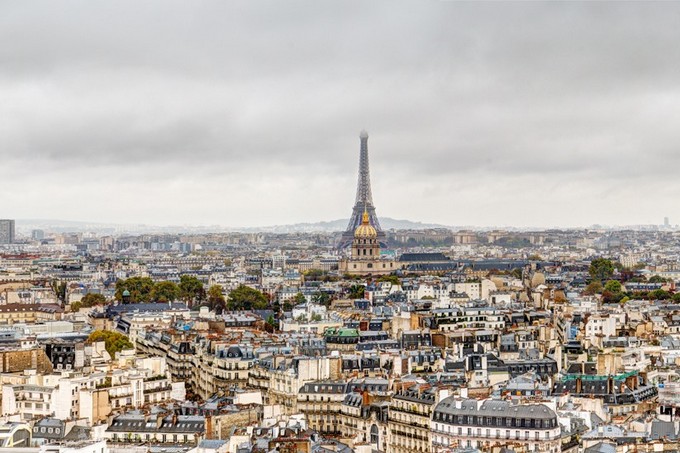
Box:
xmin=388 ymin=383 xmax=449 ymax=453
xmin=431 ymin=398 xmax=561 ymax=452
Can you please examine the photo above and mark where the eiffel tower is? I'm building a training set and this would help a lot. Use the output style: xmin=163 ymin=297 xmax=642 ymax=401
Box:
xmin=339 ymin=130 xmax=385 ymax=248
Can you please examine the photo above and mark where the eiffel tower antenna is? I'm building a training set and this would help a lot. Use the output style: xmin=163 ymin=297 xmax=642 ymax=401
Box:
xmin=339 ymin=130 xmax=385 ymax=248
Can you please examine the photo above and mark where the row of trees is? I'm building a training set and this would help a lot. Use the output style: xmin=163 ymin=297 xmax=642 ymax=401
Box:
xmin=584 ymin=277 xmax=679 ymax=304
xmin=115 ymin=276 xmax=205 ymax=304
xmin=588 ymin=258 xmax=666 ymax=284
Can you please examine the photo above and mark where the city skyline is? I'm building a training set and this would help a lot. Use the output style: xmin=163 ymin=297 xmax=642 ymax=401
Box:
xmin=3 ymin=2 xmax=680 ymax=228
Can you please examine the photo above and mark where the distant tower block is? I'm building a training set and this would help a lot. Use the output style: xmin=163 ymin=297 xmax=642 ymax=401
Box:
xmin=339 ymin=131 xmax=385 ymax=248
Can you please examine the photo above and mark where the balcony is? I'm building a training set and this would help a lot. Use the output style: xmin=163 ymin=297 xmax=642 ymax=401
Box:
xmin=431 ymin=427 xmax=559 ymax=442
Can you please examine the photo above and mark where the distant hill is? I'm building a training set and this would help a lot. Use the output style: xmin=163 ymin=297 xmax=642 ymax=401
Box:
xmin=248 ymin=218 xmax=449 ymax=233
xmin=15 ymin=217 xmax=449 ymax=235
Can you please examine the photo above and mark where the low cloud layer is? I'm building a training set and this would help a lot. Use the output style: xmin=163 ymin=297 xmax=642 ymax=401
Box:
xmin=2 ymin=1 xmax=680 ymax=228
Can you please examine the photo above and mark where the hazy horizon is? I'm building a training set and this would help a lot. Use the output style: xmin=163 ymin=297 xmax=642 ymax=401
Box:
xmin=11 ymin=216 xmax=677 ymax=235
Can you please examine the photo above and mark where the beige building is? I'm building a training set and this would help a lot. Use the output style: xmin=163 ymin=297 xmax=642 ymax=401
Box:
xmin=388 ymin=382 xmax=449 ymax=453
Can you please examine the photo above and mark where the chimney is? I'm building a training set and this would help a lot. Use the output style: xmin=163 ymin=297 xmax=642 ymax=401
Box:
xmin=205 ymin=415 xmax=213 ymax=440
xmin=362 ymin=390 xmax=371 ymax=406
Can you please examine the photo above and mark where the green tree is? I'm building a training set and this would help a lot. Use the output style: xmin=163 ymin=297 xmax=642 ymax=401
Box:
xmin=293 ymin=292 xmax=307 ymax=305
xmin=207 ymin=285 xmax=226 ymax=313
xmin=227 ymin=285 xmax=268 ymax=311
xmin=672 ymin=293 xmax=680 ymax=303
xmin=303 ymin=269 xmax=325 ymax=280
xmin=51 ymin=280 xmax=67 ymax=303
xmin=115 ymin=277 xmax=155 ymax=303
xmin=602 ymin=290 xmax=624 ymax=304
xmin=348 ymin=284 xmax=365 ymax=299
xmin=377 ymin=275 xmax=401 ymax=286
xmin=584 ymin=281 xmax=603 ymax=295
xmin=151 ymin=281 xmax=181 ymax=303
xmin=527 ymin=254 xmax=543 ymax=261
xmin=179 ymin=275 xmax=205 ymax=306
xmin=70 ymin=301 xmax=82 ymax=312
xmin=649 ymin=275 xmax=668 ymax=284
xmin=312 ymin=291 xmax=331 ymax=307
xmin=649 ymin=289 xmax=671 ymax=300
xmin=604 ymin=280 xmax=622 ymax=293
xmin=589 ymin=258 xmax=615 ymax=282
xmin=87 ymin=330 xmax=133 ymax=358
xmin=81 ymin=293 xmax=107 ymax=307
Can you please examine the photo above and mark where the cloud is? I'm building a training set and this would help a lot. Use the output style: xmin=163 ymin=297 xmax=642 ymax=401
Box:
xmin=2 ymin=1 xmax=680 ymax=227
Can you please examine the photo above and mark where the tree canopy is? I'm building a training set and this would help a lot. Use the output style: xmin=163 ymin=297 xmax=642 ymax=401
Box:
xmin=151 ymin=281 xmax=181 ymax=303
xmin=87 ymin=330 xmax=133 ymax=358
xmin=589 ymin=258 xmax=615 ymax=282
xmin=604 ymin=280 xmax=622 ymax=293
xmin=584 ymin=281 xmax=603 ymax=295
xmin=115 ymin=277 xmax=155 ymax=303
xmin=52 ymin=280 xmax=67 ymax=303
xmin=312 ymin=291 xmax=332 ymax=307
xmin=81 ymin=293 xmax=107 ymax=307
xmin=649 ymin=289 xmax=671 ymax=300
xmin=227 ymin=285 xmax=268 ymax=311
xmin=348 ymin=284 xmax=365 ymax=299
xmin=293 ymin=292 xmax=307 ymax=305
xmin=179 ymin=275 xmax=205 ymax=305
xmin=649 ymin=275 xmax=668 ymax=284
xmin=377 ymin=275 xmax=401 ymax=286
xmin=207 ymin=285 xmax=226 ymax=314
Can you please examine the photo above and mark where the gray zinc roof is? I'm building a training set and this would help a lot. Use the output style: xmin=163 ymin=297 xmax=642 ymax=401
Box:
xmin=434 ymin=397 xmax=556 ymax=420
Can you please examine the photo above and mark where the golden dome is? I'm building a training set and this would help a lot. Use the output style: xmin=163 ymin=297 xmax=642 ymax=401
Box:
xmin=354 ymin=209 xmax=377 ymax=238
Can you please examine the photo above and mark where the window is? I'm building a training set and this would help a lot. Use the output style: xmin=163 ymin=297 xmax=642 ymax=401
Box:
xmin=370 ymin=425 xmax=379 ymax=445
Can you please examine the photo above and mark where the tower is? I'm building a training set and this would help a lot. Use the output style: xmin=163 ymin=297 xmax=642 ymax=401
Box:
xmin=0 ymin=220 xmax=15 ymax=245
xmin=339 ymin=131 xmax=385 ymax=248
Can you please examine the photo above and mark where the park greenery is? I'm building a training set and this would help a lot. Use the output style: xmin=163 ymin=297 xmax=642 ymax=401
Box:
xmin=227 ymin=285 xmax=268 ymax=311
xmin=588 ymin=258 xmax=615 ymax=282
xmin=70 ymin=293 xmax=107 ymax=312
xmin=206 ymin=285 xmax=226 ymax=313
xmin=348 ymin=284 xmax=365 ymax=299
xmin=581 ymin=267 xmax=678 ymax=303
xmin=87 ymin=330 xmax=133 ymax=358
xmin=115 ymin=275 xmax=206 ymax=306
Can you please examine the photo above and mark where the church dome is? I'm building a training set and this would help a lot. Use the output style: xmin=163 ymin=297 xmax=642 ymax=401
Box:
xmin=354 ymin=210 xmax=377 ymax=239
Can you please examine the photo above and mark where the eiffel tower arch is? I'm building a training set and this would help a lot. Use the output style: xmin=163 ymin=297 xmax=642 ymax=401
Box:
xmin=339 ymin=130 xmax=386 ymax=248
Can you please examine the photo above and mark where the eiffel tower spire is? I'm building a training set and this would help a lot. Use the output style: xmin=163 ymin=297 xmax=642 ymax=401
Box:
xmin=339 ymin=130 xmax=385 ymax=248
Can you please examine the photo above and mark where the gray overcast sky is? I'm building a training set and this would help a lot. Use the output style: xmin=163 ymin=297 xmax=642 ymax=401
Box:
xmin=2 ymin=1 xmax=680 ymax=228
